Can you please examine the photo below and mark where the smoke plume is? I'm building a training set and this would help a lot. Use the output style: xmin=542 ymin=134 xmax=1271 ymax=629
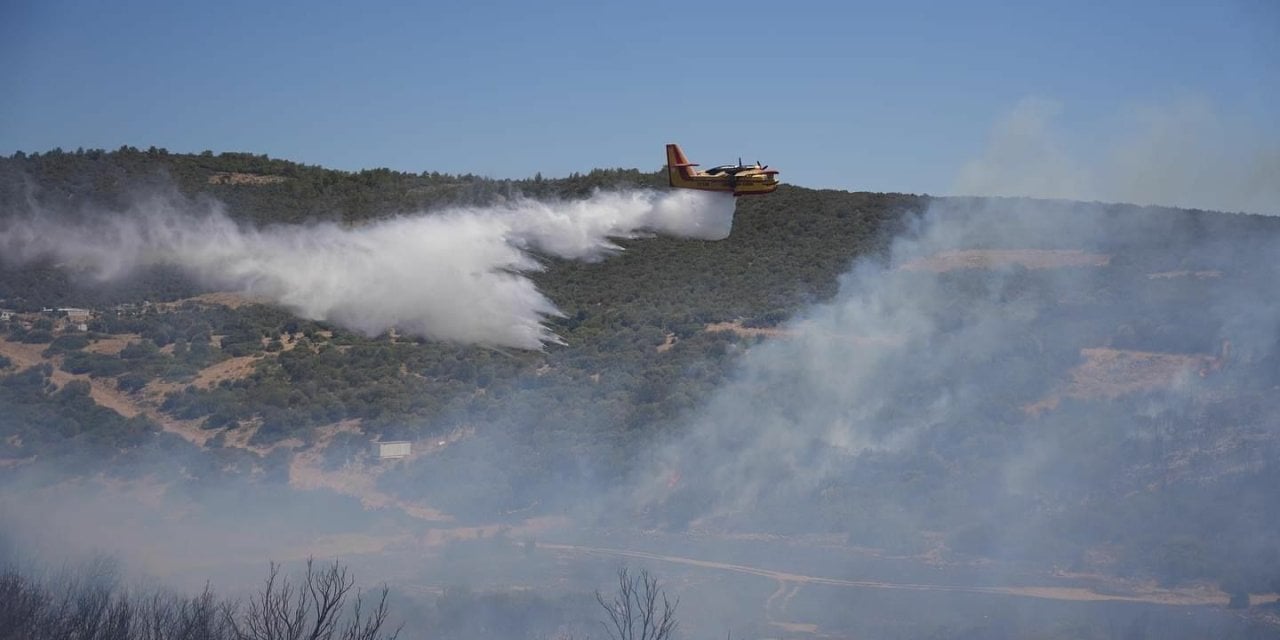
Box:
xmin=635 ymin=194 xmax=1280 ymax=560
xmin=955 ymin=96 xmax=1280 ymax=215
xmin=0 ymin=188 xmax=735 ymax=349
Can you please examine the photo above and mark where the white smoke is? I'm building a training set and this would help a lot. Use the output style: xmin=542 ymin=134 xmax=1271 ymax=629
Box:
xmin=0 ymin=188 xmax=736 ymax=349
xmin=955 ymin=96 xmax=1280 ymax=215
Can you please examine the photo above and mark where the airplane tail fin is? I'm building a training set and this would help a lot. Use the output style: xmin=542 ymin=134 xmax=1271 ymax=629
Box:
xmin=666 ymin=143 xmax=698 ymax=186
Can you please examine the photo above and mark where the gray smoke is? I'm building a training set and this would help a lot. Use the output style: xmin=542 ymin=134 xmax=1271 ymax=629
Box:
xmin=955 ymin=96 xmax=1280 ymax=215
xmin=634 ymin=194 xmax=1279 ymax=545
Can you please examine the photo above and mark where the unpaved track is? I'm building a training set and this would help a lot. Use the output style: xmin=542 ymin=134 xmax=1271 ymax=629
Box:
xmin=539 ymin=543 xmax=1267 ymax=607
xmin=901 ymin=249 xmax=1111 ymax=272
xmin=0 ymin=337 xmax=213 ymax=446
xmin=191 ymin=355 xmax=261 ymax=389
xmin=288 ymin=446 xmax=452 ymax=522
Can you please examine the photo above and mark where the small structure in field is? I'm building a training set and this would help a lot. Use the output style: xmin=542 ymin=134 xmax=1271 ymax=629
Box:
xmin=376 ymin=441 xmax=411 ymax=460
xmin=59 ymin=308 xmax=92 ymax=323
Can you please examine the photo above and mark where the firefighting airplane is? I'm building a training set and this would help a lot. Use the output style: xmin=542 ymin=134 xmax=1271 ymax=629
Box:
xmin=666 ymin=143 xmax=780 ymax=196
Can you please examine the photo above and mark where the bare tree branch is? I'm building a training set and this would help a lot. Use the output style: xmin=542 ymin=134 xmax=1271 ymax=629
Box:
xmin=595 ymin=567 xmax=678 ymax=640
xmin=228 ymin=557 xmax=397 ymax=640
xmin=0 ymin=557 xmax=396 ymax=640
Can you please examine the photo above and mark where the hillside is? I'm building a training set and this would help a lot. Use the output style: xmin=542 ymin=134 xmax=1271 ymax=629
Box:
xmin=3 ymin=148 xmax=1280 ymax=638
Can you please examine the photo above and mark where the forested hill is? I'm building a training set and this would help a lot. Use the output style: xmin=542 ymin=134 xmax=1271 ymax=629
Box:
xmin=4 ymin=147 xmax=1280 ymax=609
xmin=0 ymin=146 xmax=666 ymax=224
xmin=0 ymin=147 xmax=918 ymax=458
xmin=1 ymin=147 xmax=1276 ymax=458
xmin=0 ymin=147 xmax=920 ymax=316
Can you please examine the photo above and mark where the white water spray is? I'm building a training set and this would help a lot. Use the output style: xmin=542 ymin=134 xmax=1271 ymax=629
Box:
xmin=0 ymin=189 xmax=736 ymax=349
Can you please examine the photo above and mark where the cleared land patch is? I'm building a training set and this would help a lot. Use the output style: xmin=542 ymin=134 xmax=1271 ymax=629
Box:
xmin=1026 ymin=345 xmax=1226 ymax=416
xmin=207 ymin=172 xmax=288 ymax=186
xmin=85 ymin=334 xmax=144 ymax=355
xmin=160 ymin=291 xmax=268 ymax=310
xmin=705 ymin=320 xmax=794 ymax=339
xmin=191 ymin=355 xmax=261 ymax=389
xmin=1147 ymin=270 xmax=1223 ymax=280
xmin=902 ymin=249 xmax=1110 ymax=272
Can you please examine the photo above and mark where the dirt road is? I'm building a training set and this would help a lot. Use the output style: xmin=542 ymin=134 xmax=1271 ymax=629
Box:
xmin=0 ymin=337 xmax=214 ymax=446
xmin=539 ymin=542 xmax=1271 ymax=607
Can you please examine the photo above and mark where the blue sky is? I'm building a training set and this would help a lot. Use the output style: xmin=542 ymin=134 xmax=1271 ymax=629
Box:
xmin=2 ymin=0 xmax=1276 ymax=197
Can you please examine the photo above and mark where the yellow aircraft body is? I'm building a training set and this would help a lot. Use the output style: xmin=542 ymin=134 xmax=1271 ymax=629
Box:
xmin=666 ymin=143 xmax=779 ymax=196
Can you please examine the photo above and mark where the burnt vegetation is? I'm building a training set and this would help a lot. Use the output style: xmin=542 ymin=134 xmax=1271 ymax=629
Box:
xmin=0 ymin=557 xmax=398 ymax=640
xmin=595 ymin=568 xmax=678 ymax=640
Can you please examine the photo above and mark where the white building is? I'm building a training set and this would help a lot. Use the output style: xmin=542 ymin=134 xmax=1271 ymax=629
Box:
xmin=59 ymin=308 xmax=91 ymax=323
xmin=376 ymin=441 xmax=411 ymax=459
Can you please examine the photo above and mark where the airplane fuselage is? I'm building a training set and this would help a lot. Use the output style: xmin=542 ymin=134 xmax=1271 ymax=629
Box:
xmin=666 ymin=144 xmax=779 ymax=197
